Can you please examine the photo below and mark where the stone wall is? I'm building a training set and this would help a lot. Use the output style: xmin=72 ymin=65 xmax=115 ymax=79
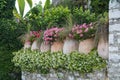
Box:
xmin=22 ymin=69 xmax=107 ymax=80
xmin=109 ymin=0 xmax=120 ymax=80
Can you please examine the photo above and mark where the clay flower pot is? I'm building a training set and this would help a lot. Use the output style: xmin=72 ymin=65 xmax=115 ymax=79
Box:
xmin=24 ymin=41 xmax=31 ymax=49
xmin=40 ymin=42 xmax=51 ymax=52
xmin=79 ymin=38 xmax=94 ymax=54
xmin=63 ymin=39 xmax=79 ymax=54
xmin=97 ymin=37 xmax=108 ymax=59
xmin=51 ymin=41 xmax=63 ymax=52
xmin=31 ymin=40 xmax=40 ymax=51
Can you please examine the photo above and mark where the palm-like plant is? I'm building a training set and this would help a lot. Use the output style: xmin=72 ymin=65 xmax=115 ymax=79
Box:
xmin=16 ymin=0 xmax=33 ymax=17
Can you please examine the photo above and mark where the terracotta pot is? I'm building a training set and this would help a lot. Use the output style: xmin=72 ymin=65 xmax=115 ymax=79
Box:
xmin=40 ymin=42 xmax=51 ymax=52
xmin=97 ymin=37 xmax=108 ymax=59
xmin=31 ymin=40 xmax=40 ymax=50
xmin=63 ymin=39 xmax=79 ymax=54
xmin=79 ymin=38 xmax=94 ymax=54
xmin=24 ymin=41 xmax=31 ymax=49
xmin=51 ymin=41 xmax=63 ymax=52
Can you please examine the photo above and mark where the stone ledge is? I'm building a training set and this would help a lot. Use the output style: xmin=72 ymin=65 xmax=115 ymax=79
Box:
xmin=22 ymin=69 xmax=108 ymax=80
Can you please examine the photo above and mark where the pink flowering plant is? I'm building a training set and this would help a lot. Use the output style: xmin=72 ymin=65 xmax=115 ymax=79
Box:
xmin=43 ymin=27 xmax=64 ymax=44
xmin=19 ymin=30 xmax=42 ymax=45
xmin=68 ymin=23 xmax=95 ymax=40
xmin=28 ymin=31 xmax=41 ymax=42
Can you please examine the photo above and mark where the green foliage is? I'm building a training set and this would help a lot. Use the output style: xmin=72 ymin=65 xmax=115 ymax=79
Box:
xmin=0 ymin=0 xmax=15 ymax=18
xmin=12 ymin=49 xmax=106 ymax=74
xmin=24 ymin=2 xmax=45 ymax=30
xmin=94 ymin=12 xmax=109 ymax=47
xmin=26 ymin=0 xmax=32 ymax=8
xmin=16 ymin=0 xmax=33 ymax=17
xmin=17 ymin=0 xmax=25 ymax=17
xmin=91 ymin=0 xmax=109 ymax=15
xmin=73 ymin=7 xmax=96 ymax=24
xmin=44 ymin=0 xmax=51 ymax=10
xmin=0 ymin=0 xmax=23 ymax=79
xmin=0 ymin=19 xmax=26 ymax=80
xmin=55 ymin=0 xmax=87 ymax=10
xmin=44 ymin=6 xmax=71 ymax=28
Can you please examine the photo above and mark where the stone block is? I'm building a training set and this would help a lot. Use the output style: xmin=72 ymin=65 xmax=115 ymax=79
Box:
xmin=48 ymin=77 xmax=58 ymax=80
xmin=67 ymin=75 xmax=75 ymax=80
xmin=109 ymin=9 xmax=120 ymax=19
xmin=109 ymin=34 xmax=114 ymax=44
xmin=49 ymin=73 xmax=57 ymax=78
xmin=109 ymin=46 xmax=118 ymax=52
xmin=109 ymin=54 xmax=120 ymax=63
xmin=109 ymin=24 xmax=120 ymax=32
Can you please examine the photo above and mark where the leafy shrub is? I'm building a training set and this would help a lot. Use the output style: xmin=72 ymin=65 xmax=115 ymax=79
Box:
xmin=12 ymin=49 xmax=106 ymax=74
xmin=0 ymin=19 xmax=25 ymax=80
xmin=44 ymin=6 xmax=71 ymax=28
xmin=0 ymin=0 xmax=15 ymax=18
xmin=24 ymin=2 xmax=45 ymax=30
xmin=91 ymin=0 xmax=109 ymax=15
xmin=73 ymin=7 xmax=96 ymax=24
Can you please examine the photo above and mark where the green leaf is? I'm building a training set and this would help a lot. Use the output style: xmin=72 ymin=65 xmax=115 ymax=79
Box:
xmin=17 ymin=0 xmax=25 ymax=17
xmin=44 ymin=0 xmax=51 ymax=10
xmin=26 ymin=0 xmax=33 ymax=8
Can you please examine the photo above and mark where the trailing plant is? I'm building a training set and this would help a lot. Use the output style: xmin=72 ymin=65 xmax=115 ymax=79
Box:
xmin=43 ymin=27 xmax=64 ymax=44
xmin=12 ymin=49 xmax=106 ymax=74
xmin=72 ymin=7 xmax=96 ymax=24
xmin=44 ymin=6 xmax=71 ymax=28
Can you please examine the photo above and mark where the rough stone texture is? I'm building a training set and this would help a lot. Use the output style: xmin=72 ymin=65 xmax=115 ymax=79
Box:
xmin=109 ymin=0 xmax=120 ymax=80
xmin=22 ymin=69 xmax=107 ymax=80
xmin=63 ymin=39 xmax=79 ymax=54
xmin=79 ymin=38 xmax=94 ymax=54
xmin=51 ymin=41 xmax=63 ymax=52
xmin=40 ymin=42 xmax=51 ymax=52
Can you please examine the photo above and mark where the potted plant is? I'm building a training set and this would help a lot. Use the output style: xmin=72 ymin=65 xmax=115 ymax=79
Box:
xmin=30 ymin=31 xmax=41 ymax=50
xmin=61 ymin=14 xmax=79 ymax=54
xmin=19 ymin=32 xmax=32 ymax=49
xmin=43 ymin=27 xmax=64 ymax=52
xmin=95 ymin=12 xmax=109 ymax=59
xmin=69 ymin=23 xmax=95 ymax=54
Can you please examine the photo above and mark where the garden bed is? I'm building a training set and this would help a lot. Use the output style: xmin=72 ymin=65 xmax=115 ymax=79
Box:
xmin=12 ymin=49 xmax=107 ymax=80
